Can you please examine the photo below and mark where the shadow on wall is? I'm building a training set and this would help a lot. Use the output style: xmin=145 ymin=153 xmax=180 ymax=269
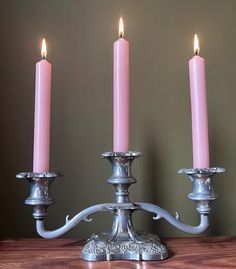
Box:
xmin=139 ymin=120 xmax=229 ymax=237
xmin=208 ymin=122 xmax=231 ymax=236
xmin=141 ymin=124 xmax=167 ymax=236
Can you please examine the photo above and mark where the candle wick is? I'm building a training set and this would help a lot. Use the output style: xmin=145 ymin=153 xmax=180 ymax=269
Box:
xmin=42 ymin=55 xmax=46 ymax=60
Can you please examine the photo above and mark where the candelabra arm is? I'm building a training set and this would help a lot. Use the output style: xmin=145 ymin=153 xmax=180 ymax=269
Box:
xmin=136 ymin=203 xmax=209 ymax=234
xmin=36 ymin=203 xmax=111 ymax=239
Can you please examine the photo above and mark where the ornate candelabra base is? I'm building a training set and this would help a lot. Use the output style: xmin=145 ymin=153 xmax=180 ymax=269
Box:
xmin=82 ymin=231 xmax=167 ymax=261
xmin=17 ymin=151 xmax=225 ymax=262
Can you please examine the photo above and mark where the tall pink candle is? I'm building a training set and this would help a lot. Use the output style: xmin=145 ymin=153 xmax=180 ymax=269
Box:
xmin=189 ymin=34 xmax=209 ymax=168
xmin=33 ymin=38 xmax=52 ymax=172
xmin=113 ymin=18 xmax=129 ymax=152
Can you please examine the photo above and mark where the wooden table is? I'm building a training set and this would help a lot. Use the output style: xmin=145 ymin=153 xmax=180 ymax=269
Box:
xmin=0 ymin=236 xmax=235 ymax=268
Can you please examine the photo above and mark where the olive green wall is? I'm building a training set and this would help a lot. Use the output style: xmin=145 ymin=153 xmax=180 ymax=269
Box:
xmin=0 ymin=0 xmax=235 ymax=239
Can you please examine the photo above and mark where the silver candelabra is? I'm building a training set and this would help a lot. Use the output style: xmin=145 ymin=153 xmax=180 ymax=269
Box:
xmin=17 ymin=151 xmax=225 ymax=261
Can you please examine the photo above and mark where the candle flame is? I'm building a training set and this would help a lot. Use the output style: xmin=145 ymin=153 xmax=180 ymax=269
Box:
xmin=41 ymin=38 xmax=47 ymax=59
xmin=119 ymin=17 xmax=124 ymax=38
xmin=194 ymin=34 xmax=200 ymax=55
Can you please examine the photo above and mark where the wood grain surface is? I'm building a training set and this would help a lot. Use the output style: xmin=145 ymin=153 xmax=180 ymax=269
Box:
xmin=0 ymin=236 xmax=235 ymax=269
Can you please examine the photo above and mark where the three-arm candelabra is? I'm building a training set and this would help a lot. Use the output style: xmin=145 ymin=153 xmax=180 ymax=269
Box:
xmin=17 ymin=151 xmax=225 ymax=261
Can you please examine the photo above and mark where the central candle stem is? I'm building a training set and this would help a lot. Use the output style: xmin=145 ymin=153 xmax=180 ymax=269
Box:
xmin=80 ymin=151 xmax=168 ymax=261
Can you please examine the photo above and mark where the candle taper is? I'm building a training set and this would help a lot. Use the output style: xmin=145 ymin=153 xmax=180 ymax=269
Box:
xmin=189 ymin=34 xmax=209 ymax=168
xmin=33 ymin=38 xmax=52 ymax=172
xmin=113 ymin=18 xmax=129 ymax=152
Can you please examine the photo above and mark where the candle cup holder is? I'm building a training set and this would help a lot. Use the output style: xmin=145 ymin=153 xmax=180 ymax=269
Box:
xmin=17 ymin=152 xmax=225 ymax=261
xmin=16 ymin=172 xmax=62 ymax=219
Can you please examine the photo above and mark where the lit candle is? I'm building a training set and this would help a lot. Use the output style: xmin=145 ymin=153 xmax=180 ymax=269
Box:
xmin=113 ymin=17 xmax=129 ymax=152
xmin=33 ymin=38 xmax=52 ymax=172
xmin=189 ymin=34 xmax=209 ymax=168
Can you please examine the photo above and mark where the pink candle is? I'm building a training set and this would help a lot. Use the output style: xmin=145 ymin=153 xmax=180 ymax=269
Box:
xmin=33 ymin=38 xmax=52 ymax=172
xmin=113 ymin=18 xmax=129 ymax=152
xmin=189 ymin=34 xmax=209 ymax=168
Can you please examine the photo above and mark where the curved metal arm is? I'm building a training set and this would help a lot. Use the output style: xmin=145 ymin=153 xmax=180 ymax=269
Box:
xmin=36 ymin=203 xmax=110 ymax=239
xmin=136 ymin=202 xmax=209 ymax=234
xmin=36 ymin=201 xmax=209 ymax=238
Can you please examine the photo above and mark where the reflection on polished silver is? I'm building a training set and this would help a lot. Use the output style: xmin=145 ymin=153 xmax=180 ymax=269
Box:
xmin=17 ymin=152 xmax=225 ymax=261
xmin=17 ymin=172 xmax=62 ymax=219
xmin=178 ymin=167 xmax=225 ymax=214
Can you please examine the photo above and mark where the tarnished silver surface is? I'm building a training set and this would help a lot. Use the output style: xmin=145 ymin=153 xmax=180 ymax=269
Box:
xmin=17 ymin=172 xmax=61 ymax=178
xmin=16 ymin=172 xmax=62 ymax=219
xmin=102 ymin=151 xmax=143 ymax=158
xmin=136 ymin=203 xmax=209 ymax=234
xmin=103 ymin=151 xmax=143 ymax=188
xmin=81 ymin=232 xmax=167 ymax=261
xmin=178 ymin=167 xmax=225 ymax=175
xmin=36 ymin=203 xmax=110 ymax=239
xmin=178 ymin=167 xmax=225 ymax=214
xmin=81 ymin=152 xmax=168 ymax=261
xmin=17 ymin=153 xmax=225 ymax=261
